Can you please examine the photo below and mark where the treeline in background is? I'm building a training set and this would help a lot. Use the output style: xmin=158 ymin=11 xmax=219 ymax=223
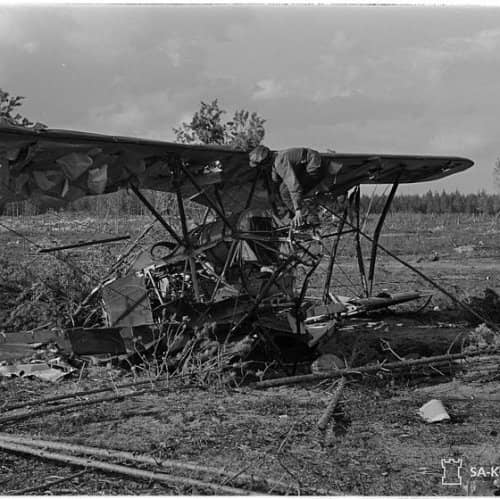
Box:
xmin=359 ymin=190 xmax=500 ymax=215
xmin=3 ymin=189 xmax=500 ymax=217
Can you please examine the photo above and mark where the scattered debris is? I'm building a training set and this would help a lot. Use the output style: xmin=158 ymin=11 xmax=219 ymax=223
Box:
xmin=466 ymin=322 xmax=500 ymax=351
xmin=0 ymin=361 xmax=73 ymax=383
xmin=418 ymin=399 xmax=450 ymax=423
xmin=415 ymin=380 xmax=500 ymax=401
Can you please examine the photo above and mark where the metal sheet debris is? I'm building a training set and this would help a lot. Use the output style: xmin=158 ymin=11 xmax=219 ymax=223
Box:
xmin=418 ymin=399 xmax=451 ymax=423
xmin=0 ymin=362 xmax=73 ymax=382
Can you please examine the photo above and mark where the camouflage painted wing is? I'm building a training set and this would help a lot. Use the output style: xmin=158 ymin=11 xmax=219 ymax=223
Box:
xmin=319 ymin=152 xmax=474 ymax=196
xmin=0 ymin=124 xmax=263 ymax=212
xmin=0 ymin=124 xmax=474 ymax=213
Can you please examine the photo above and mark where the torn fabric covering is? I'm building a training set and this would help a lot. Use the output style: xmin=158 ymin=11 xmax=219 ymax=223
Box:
xmin=56 ymin=152 xmax=93 ymax=180
xmin=87 ymin=164 xmax=108 ymax=194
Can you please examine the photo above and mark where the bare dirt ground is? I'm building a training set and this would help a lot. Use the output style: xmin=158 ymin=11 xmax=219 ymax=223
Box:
xmin=0 ymin=211 xmax=499 ymax=495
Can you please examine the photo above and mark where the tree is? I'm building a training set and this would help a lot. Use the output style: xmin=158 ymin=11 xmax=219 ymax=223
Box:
xmin=173 ymin=99 xmax=265 ymax=150
xmin=0 ymin=89 xmax=38 ymax=127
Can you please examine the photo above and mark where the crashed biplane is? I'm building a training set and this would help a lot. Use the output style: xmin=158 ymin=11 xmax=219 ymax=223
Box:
xmin=0 ymin=121 xmax=474 ymax=372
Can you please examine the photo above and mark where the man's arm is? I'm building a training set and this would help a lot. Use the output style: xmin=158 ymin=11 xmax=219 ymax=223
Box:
xmin=278 ymin=155 xmax=303 ymax=211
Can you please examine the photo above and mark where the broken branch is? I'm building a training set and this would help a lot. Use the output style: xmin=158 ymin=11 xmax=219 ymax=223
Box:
xmin=0 ymin=433 xmax=336 ymax=495
xmin=2 ymin=372 xmax=179 ymax=412
xmin=0 ymin=439 xmax=253 ymax=495
xmin=317 ymin=377 xmax=347 ymax=431
xmin=38 ymin=235 xmax=131 ymax=253
xmin=0 ymin=389 xmax=147 ymax=426
xmin=255 ymin=348 xmax=500 ymax=388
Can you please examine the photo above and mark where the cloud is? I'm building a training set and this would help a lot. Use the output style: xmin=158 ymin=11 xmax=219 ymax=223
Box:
xmin=446 ymin=27 xmax=500 ymax=57
xmin=85 ymin=90 xmax=177 ymax=139
xmin=0 ymin=10 xmax=23 ymax=45
xmin=161 ymin=39 xmax=182 ymax=67
xmin=252 ymin=79 xmax=285 ymax=100
xmin=2 ymin=6 xmax=500 ymax=194
xmin=429 ymin=131 xmax=487 ymax=155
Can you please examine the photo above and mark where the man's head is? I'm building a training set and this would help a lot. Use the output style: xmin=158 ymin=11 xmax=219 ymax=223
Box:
xmin=249 ymin=145 xmax=271 ymax=168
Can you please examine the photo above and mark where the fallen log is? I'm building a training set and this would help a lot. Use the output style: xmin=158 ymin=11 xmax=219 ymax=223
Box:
xmin=255 ymin=348 xmax=500 ymax=388
xmin=0 ymin=439 xmax=253 ymax=495
xmin=459 ymin=354 xmax=500 ymax=382
xmin=0 ymin=389 xmax=147 ymax=426
xmin=3 ymin=372 xmax=183 ymax=412
xmin=319 ymin=324 xmax=471 ymax=365
xmin=413 ymin=379 xmax=500 ymax=401
xmin=0 ymin=433 xmax=334 ymax=495
xmin=38 ymin=235 xmax=131 ymax=253
xmin=317 ymin=377 xmax=346 ymax=431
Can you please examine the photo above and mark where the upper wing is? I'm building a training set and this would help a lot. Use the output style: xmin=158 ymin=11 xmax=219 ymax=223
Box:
xmin=0 ymin=124 xmax=262 ymax=212
xmin=319 ymin=152 xmax=474 ymax=195
xmin=0 ymin=124 xmax=474 ymax=213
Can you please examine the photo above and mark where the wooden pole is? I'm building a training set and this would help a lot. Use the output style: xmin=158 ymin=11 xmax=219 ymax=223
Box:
xmin=255 ymin=348 xmax=499 ymax=388
xmin=2 ymin=375 xmax=169 ymax=412
xmin=0 ymin=439 xmax=252 ymax=495
xmin=38 ymin=235 xmax=131 ymax=253
xmin=0 ymin=433 xmax=336 ymax=495
xmin=0 ymin=390 xmax=147 ymax=426
xmin=317 ymin=377 xmax=347 ymax=431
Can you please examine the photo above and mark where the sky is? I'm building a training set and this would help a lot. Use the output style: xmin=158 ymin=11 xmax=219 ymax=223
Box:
xmin=1 ymin=4 xmax=500 ymax=194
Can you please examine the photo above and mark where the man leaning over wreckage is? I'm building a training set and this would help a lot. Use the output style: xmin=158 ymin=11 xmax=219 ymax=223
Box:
xmin=249 ymin=145 xmax=328 ymax=228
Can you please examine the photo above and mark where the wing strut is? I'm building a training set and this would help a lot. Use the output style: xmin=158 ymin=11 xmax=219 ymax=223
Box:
xmin=319 ymin=202 xmax=497 ymax=330
xmin=128 ymin=183 xmax=184 ymax=246
xmin=179 ymin=163 xmax=235 ymax=234
xmin=173 ymin=164 xmax=201 ymax=301
xmin=322 ymin=203 xmax=349 ymax=303
xmin=351 ymin=186 xmax=369 ymax=297
xmin=367 ymin=180 xmax=399 ymax=295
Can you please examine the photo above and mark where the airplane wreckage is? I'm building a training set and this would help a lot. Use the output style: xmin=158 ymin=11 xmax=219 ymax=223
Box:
xmin=0 ymin=121 xmax=475 ymax=379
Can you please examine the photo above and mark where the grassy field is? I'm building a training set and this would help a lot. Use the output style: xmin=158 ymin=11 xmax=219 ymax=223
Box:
xmin=0 ymin=211 xmax=499 ymax=495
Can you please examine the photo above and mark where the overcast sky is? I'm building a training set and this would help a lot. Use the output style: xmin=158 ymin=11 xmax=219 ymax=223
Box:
xmin=1 ymin=4 xmax=500 ymax=193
